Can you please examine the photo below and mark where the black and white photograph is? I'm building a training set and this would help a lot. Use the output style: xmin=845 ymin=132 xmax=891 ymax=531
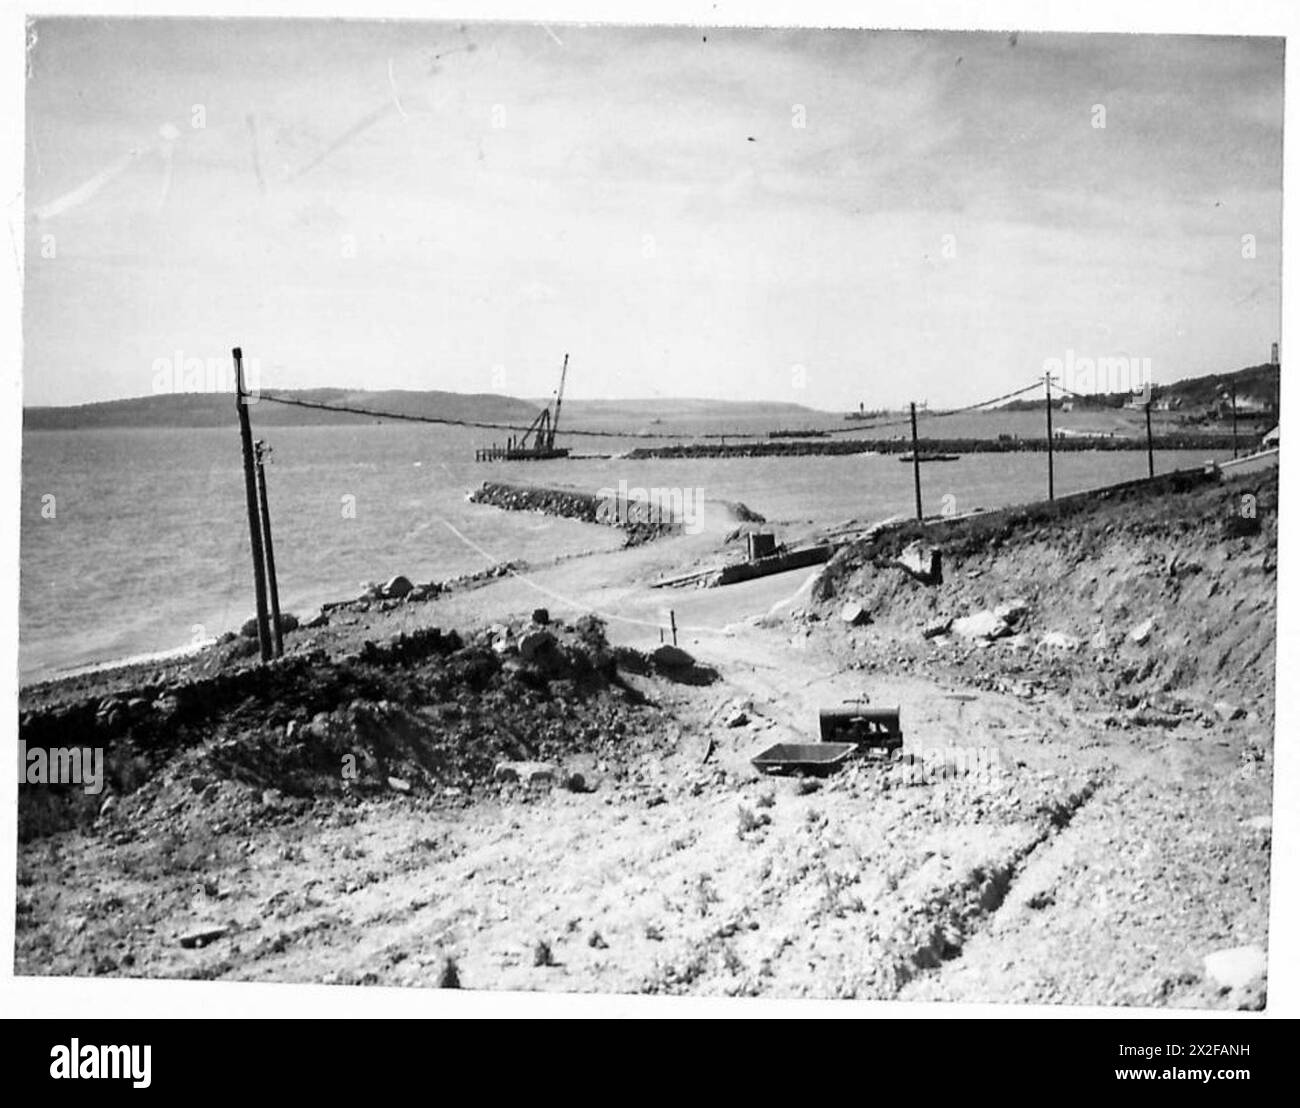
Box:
xmin=5 ymin=2 xmax=1297 ymax=1030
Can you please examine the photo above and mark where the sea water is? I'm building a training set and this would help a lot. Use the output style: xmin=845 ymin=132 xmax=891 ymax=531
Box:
xmin=19 ymin=421 xmax=1231 ymax=684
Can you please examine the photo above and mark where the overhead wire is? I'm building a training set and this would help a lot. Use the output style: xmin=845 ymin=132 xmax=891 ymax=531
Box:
xmin=253 ymin=378 xmax=1049 ymax=442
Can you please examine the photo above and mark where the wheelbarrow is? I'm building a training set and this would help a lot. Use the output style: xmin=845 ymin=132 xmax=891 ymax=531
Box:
xmin=751 ymin=742 xmax=858 ymax=777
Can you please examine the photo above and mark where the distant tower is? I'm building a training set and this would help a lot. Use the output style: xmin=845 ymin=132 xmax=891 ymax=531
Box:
xmin=1271 ymin=342 xmax=1280 ymax=366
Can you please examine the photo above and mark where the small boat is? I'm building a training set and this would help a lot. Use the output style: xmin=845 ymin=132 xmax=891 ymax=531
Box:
xmin=899 ymin=452 xmax=960 ymax=462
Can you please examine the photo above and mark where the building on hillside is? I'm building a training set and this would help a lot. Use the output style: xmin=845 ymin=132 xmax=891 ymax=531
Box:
xmin=1216 ymin=393 xmax=1275 ymax=418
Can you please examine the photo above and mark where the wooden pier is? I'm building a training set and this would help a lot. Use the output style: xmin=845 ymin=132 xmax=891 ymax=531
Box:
xmin=475 ymin=444 xmax=571 ymax=461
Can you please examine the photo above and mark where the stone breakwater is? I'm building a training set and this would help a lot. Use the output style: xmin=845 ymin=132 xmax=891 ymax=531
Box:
xmin=469 ymin=481 xmax=677 ymax=545
xmin=625 ymin=432 xmax=1254 ymax=460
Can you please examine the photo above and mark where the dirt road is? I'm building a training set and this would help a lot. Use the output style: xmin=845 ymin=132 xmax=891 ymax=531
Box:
xmin=17 ymin=610 xmax=1269 ymax=1006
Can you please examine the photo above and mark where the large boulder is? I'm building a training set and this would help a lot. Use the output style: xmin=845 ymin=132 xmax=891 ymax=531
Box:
xmin=1039 ymin=630 xmax=1081 ymax=652
xmin=1213 ymin=700 xmax=1246 ymax=722
xmin=1128 ymin=617 xmax=1155 ymax=645
xmin=380 ymin=575 xmax=413 ymax=600
xmin=652 ymin=644 xmax=694 ymax=670
xmin=951 ymin=610 xmax=1010 ymax=640
xmin=240 ymin=612 xmax=299 ymax=638
xmin=895 ymin=541 xmax=942 ymax=585
xmin=840 ymin=602 xmax=869 ymax=626
xmin=993 ymin=598 xmax=1030 ymax=623
xmin=518 ymin=629 xmax=557 ymax=661
xmin=724 ymin=699 xmax=752 ymax=728
xmin=921 ymin=616 xmax=953 ymax=639
xmin=493 ymin=761 xmax=559 ymax=787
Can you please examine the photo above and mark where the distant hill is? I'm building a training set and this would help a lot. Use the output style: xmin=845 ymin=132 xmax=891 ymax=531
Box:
xmin=24 ymin=391 xmax=826 ymax=432
xmin=1157 ymin=362 xmax=1280 ymax=410
xmin=551 ymin=398 xmax=820 ymax=425
xmin=23 ymin=389 xmax=544 ymax=431
xmin=554 ymin=398 xmax=817 ymax=416
xmin=999 ymin=362 xmax=1281 ymax=413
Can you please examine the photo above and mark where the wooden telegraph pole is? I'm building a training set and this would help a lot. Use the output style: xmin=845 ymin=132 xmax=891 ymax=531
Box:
xmin=1145 ymin=398 xmax=1155 ymax=479
xmin=1230 ymin=381 xmax=1239 ymax=459
xmin=254 ymin=440 xmax=284 ymax=657
xmin=909 ymin=401 xmax=923 ymax=521
xmin=234 ymin=347 xmax=273 ymax=662
xmin=1044 ymin=373 xmax=1056 ymax=501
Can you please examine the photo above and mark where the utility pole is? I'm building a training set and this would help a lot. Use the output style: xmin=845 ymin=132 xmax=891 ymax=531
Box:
xmin=909 ymin=401 xmax=923 ymax=521
xmin=234 ymin=347 xmax=272 ymax=662
xmin=1219 ymin=382 xmax=1240 ymax=459
xmin=254 ymin=440 xmax=284 ymax=657
xmin=1044 ymin=372 xmax=1056 ymax=501
xmin=1231 ymin=381 xmax=1239 ymax=459
xmin=1145 ymin=399 xmax=1155 ymax=479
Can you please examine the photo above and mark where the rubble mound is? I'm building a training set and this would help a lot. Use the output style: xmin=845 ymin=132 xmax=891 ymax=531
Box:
xmin=18 ymin=615 xmax=653 ymax=841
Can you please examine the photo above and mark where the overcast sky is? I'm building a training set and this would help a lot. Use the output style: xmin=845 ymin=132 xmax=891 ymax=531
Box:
xmin=23 ymin=20 xmax=1284 ymax=408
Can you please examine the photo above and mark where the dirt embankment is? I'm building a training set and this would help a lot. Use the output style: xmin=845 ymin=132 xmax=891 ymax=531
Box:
xmin=798 ymin=467 xmax=1275 ymax=1009
xmin=813 ymin=469 xmax=1277 ymax=726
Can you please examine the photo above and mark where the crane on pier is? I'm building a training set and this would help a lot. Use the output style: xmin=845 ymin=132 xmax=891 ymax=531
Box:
xmin=476 ymin=353 xmax=571 ymax=461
